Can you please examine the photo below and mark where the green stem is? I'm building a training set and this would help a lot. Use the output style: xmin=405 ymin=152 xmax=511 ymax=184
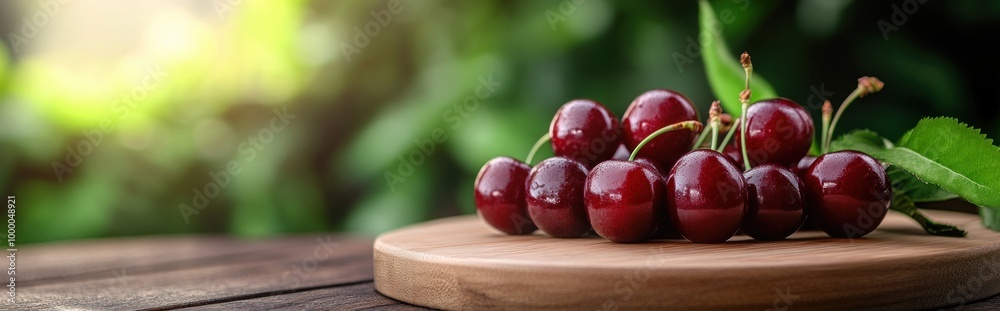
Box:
xmin=891 ymin=193 xmax=967 ymax=237
xmin=739 ymin=102 xmax=750 ymax=171
xmin=692 ymin=127 xmax=711 ymax=150
xmin=710 ymin=119 xmax=719 ymax=151
xmin=821 ymin=108 xmax=831 ymax=153
xmin=630 ymin=121 xmax=702 ymax=161
xmin=825 ymin=87 xmax=863 ymax=153
xmin=525 ymin=133 xmax=551 ymax=165
xmin=716 ymin=118 xmax=738 ymax=152
xmin=738 ymin=52 xmax=753 ymax=171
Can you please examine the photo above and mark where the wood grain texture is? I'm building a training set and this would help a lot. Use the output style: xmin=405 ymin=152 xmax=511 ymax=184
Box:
xmin=175 ymin=282 xmax=431 ymax=311
xmin=374 ymin=210 xmax=1000 ymax=311
xmin=15 ymin=223 xmax=1000 ymax=310
xmin=19 ymin=234 xmax=378 ymax=310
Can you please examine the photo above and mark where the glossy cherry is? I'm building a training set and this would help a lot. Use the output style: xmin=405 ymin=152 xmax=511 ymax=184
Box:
xmin=550 ymin=99 xmax=622 ymax=167
xmin=584 ymin=160 xmax=666 ymax=243
xmin=473 ymin=157 xmax=537 ymax=235
xmin=792 ymin=156 xmax=817 ymax=178
xmin=721 ymin=143 xmax=743 ymax=168
xmin=611 ymin=144 xmax=630 ymax=161
xmin=622 ymin=90 xmax=699 ymax=169
xmin=633 ymin=157 xmax=665 ymax=176
xmin=526 ymin=157 xmax=590 ymax=238
xmin=803 ymin=151 xmax=891 ymax=238
xmin=742 ymin=164 xmax=807 ymax=240
xmin=666 ymin=150 xmax=747 ymax=243
xmin=734 ymin=98 xmax=814 ymax=167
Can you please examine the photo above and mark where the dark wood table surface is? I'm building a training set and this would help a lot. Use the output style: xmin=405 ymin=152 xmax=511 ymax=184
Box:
xmin=14 ymin=233 xmax=1000 ymax=310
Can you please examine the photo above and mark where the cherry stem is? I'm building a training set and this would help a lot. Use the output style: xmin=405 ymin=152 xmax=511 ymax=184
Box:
xmin=739 ymin=101 xmax=751 ymax=171
xmin=629 ymin=121 xmax=703 ymax=162
xmin=739 ymin=52 xmax=753 ymax=171
xmin=692 ymin=126 xmax=711 ymax=150
xmin=716 ymin=117 xmax=738 ymax=152
xmin=820 ymin=100 xmax=832 ymax=154
xmin=824 ymin=76 xmax=884 ymax=153
xmin=525 ymin=133 xmax=551 ymax=165
xmin=711 ymin=122 xmax=720 ymax=151
xmin=709 ymin=101 xmax=722 ymax=151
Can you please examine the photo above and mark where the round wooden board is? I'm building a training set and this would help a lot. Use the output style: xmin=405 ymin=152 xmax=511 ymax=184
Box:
xmin=374 ymin=210 xmax=1000 ymax=310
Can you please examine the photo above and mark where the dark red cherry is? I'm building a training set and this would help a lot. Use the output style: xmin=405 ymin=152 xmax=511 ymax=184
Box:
xmin=804 ymin=151 xmax=892 ymax=238
xmin=734 ymin=98 xmax=814 ymax=166
xmin=742 ymin=164 xmax=807 ymax=240
xmin=550 ymin=99 xmax=622 ymax=167
xmin=622 ymin=90 xmax=698 ymax=169
xmin=722 ymin=143 xmax=744 ymax=168
xmin=633 ymin=157 xmax=665 ymax=176
xmin=611 ymin=144 xmax=630 ymax=161
xmin=666 ymin=150 xmax=747 ymax=243
xmin=792 ymin=155 xmax=819 ymax=231
xmin=526 ymin=157 xmax=590 ymax=238
xmin=584 ymin=160 xmax=666 ymax=243
xmin=474 ymin=157 xmax=536 ymax=235
xmin=792 ymin=156 xmax=817 ymax=178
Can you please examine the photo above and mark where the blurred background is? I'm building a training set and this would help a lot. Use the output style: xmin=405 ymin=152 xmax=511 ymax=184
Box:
xmin=2 ymin=0 xmax=997 ymax=244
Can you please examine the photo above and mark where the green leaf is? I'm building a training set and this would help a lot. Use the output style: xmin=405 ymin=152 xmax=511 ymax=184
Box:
xmin=698 ymin=0 xmax=779 ymax=115
xmin=831 ymin=118 xmax=1000 ymax=230
xmin=829 ymin=129 xmax=967 ymax=236
xmin=886 ymin=166 xmax=958 ymax=203
xmin=831 ymin=120 xmax=1000 ymax=208
xmin=981 ymin=206 xmax=1000 ymax=231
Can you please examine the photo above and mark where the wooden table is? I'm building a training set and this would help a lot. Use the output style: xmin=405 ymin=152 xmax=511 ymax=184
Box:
xmin=15 ymin=232 xmax=1000 ymax=310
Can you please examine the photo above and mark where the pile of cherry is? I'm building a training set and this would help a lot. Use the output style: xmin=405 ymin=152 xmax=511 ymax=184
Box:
xmin=474 ymin=53 xmax=892 ymax=243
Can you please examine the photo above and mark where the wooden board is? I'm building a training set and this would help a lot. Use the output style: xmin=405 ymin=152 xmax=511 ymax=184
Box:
xmin=374 ymin=210 xmax=1000 ymax=310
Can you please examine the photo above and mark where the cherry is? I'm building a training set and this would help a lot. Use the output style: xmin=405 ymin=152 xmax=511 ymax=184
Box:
xmin=549 ymin=99 xmax=622 ymax=167
xmin=526 ymin=157 xmax=590 ymax=238
xmin=734 ymin=98 xmax=814 ymax=167
xmin=721 ymin=143 xmax=743 ymax=168
xmin=803 ymin=151 xmax=891 ymax=238
xmin=666 ymin=149 xmax=747 ymax=243
xmin=792 ymin=156 xmax=817 ymax=178
xmin=633 ymin=157 xmax=665 ymax=176
xmin=613 ymin=145 xmax=663 ymax=174
xmin=622 ymin=90 xmax=699 ymax=169
xmin=742 ymin=164 xmax=807 ymax=240
xmin=584 ymin=160 xmax=666 ymax=243
xmin=611 ymin=144 xmax=630 ymax=161
xmin=473 ymin=157 xmax=537 ymax=235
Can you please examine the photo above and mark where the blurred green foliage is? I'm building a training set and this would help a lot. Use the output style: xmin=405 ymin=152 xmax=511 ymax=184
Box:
xmin=1 ymin=0 xmax=998 ymax=243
